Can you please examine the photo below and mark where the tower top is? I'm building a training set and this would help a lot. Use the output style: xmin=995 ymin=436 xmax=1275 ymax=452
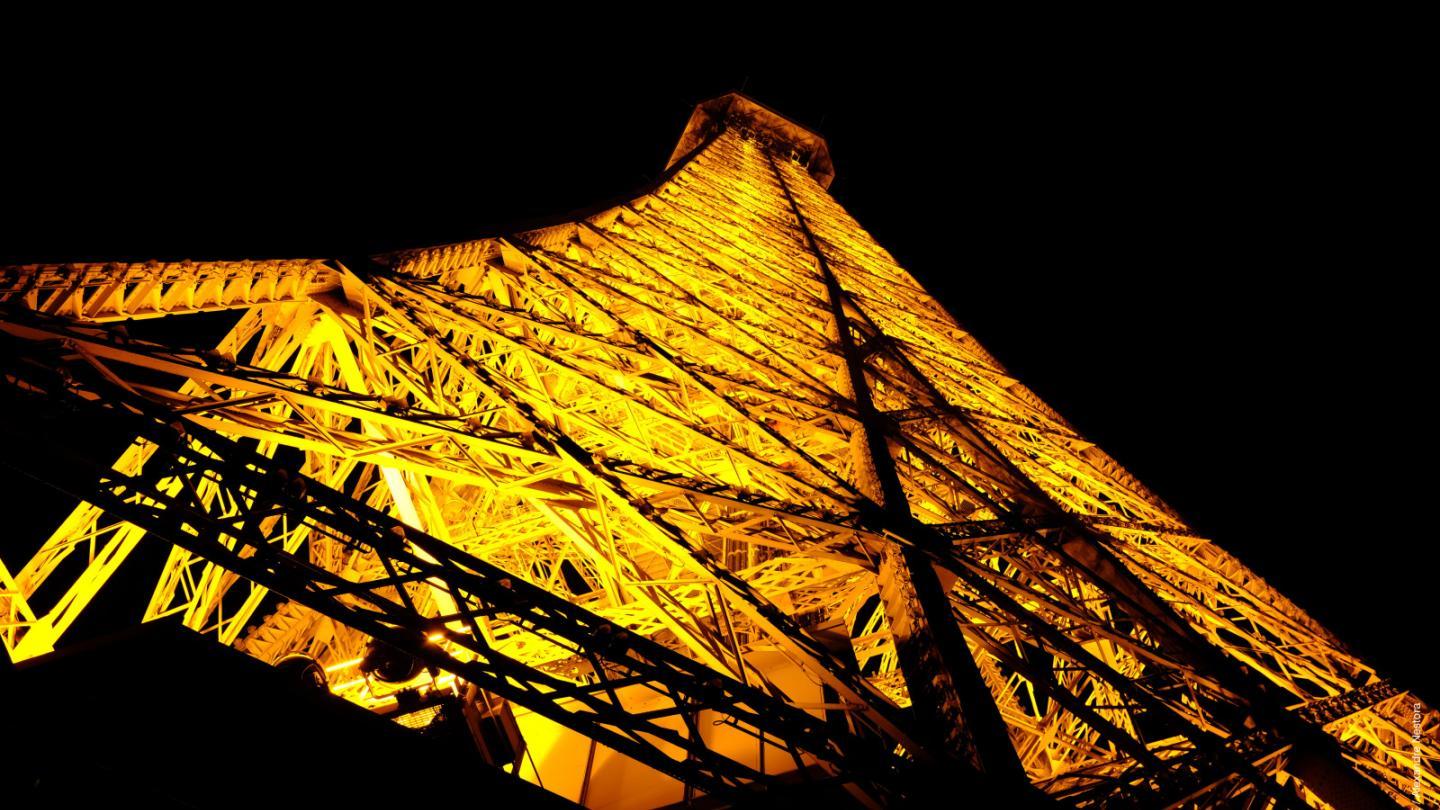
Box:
xmin=667 ymin=92 xmax=835 ymax=189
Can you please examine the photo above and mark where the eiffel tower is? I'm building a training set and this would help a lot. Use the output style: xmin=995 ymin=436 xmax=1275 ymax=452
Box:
xmin=0 ymin=92 xmax=1433 ymax=808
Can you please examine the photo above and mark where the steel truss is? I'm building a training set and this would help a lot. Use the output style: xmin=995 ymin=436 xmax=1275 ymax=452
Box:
xmin=0 ymin=342 xmax=910 ymax=802
xmin=1 ymin=92 xmax=1434 ymax=808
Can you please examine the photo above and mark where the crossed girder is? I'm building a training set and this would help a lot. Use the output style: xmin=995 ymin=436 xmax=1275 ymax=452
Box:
xmin=1 ymin=100 xmax=1434 ymax=808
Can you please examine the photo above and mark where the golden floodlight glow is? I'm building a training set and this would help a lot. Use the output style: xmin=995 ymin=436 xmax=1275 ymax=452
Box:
xmin=0 ymin=92 xmax=1434 ymax=807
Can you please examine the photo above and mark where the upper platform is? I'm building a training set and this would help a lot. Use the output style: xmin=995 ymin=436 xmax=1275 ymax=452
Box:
xmin=667 ymin=92 xmax=835 ymax=189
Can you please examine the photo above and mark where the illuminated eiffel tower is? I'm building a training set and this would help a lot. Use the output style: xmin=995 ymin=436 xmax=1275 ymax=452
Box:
xmin=1 ymin=93 xmax=1433 ymax=808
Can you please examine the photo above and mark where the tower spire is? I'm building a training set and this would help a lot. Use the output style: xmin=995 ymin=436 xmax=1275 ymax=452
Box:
xmin=669 ymin=91 xmax=835 ymax=188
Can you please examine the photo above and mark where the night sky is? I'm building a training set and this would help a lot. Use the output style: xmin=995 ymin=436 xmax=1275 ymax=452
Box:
xmin=4 ymin=53 xmax=1429 ymax=704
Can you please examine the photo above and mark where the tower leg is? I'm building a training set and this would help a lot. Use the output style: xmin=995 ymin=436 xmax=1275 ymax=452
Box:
xmin=877 ymin=541 xmax=1030 ymax=788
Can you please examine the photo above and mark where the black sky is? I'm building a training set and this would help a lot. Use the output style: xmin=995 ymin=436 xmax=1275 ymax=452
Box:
xmin=3 ymin=48 xmax=1429 ymax=701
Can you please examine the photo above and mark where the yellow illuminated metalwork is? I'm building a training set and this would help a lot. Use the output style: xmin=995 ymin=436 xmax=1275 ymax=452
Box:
xmin=0 ymin=92 xmax=1433 ymax=808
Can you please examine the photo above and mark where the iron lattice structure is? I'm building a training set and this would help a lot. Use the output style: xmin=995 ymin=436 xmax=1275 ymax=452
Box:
xmin=0 ymin=93 xmax=1434 ymax=808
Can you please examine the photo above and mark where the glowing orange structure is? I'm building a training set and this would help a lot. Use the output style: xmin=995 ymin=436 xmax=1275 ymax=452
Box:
xmin=1 ymin=93 xmax=1433 ymax=807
